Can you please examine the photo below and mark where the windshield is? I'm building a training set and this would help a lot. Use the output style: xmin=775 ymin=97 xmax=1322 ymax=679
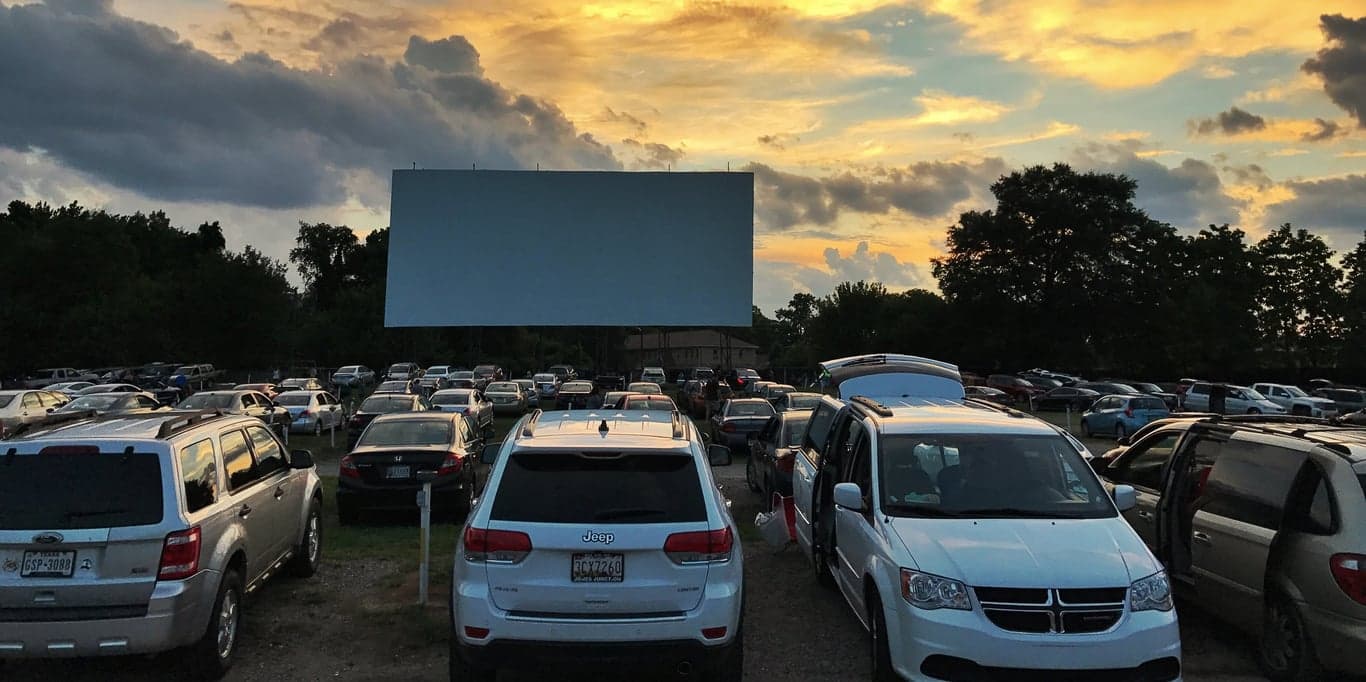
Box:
xmin=178 ymin=393 xmax=235 ymax=409
xmin=533 ymin=374 xmax=555 ymax=382
xmin=486 ymin=382 xmax=518 ymax=392
xmin=64 ymin=395 xmax=121 ymax=410
xmin=359 ymin=396 xmax=415 ymax=412
xmin=431 ymin=391 xmax=472 ymax=405
xmin=878 ymin=433 xmax=1114 ymax=519
xmin=359 ymin=419 xmax=452 ymax=447
xmin=1131 ymin=382 xmax=1161 ymax=393
xmin=337 ymin=366 xmax=359 ymax=373
xmin=561 ymin=382 xmax=593 ymax=392
xmin=783 ymin=415 xmax=811 ymax=446
xmin=274 ymin=393 xmax=312 ymax=406
xmin=387 ymin=364 xmax=409 ymax=372
xmin=1283 ymin=385 xmax=1309 ymax=397
xmin=1239 ymin=388 xmax=1268 ymax=401
xmin=173 ymin=366 xmax=195 ymax=374
xmin=727 ymin=401 xmax=775 ymax=417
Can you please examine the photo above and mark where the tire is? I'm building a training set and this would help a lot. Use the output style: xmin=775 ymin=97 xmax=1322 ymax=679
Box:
xmin=287 ymin=499 xmax=322 ymax=578
xmin=1248 ymin=408 xmax=1262 ymax=415
xmin=745 ymin=454 xmax=761 ymax=493
xmin=337 ymin=499 xmax=360 ymax=526
xmin=189 ymin=569 xmax=243 ymax=680
xmin=312 ymin=421 xmax=321 ymax=437
xmin=1080 ymin=420 xmax=1092 ymax=438
xmin=868 ymin=591 xmax=899 ymax=682
xmin=448 ymin=637 xmax=496 ymax=682
xmin=1260 ymin=593 xmax=1322 ymax=682
xmin=1115 ymin=423 xmax=1126 ymax=439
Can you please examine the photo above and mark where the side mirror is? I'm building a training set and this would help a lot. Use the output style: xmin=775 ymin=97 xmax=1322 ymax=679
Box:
xmin=833 ymin=482 xmax=865 ymax=512
xmin=707 ymin=444 xmax=732 ymax=466
xmin=290 ymin=449 xmax=314 ymax=469
xmin=481 ymin=443 xmax=500 ymax=465
xmin=1112 ymin=484 xmax=1137 ymax=512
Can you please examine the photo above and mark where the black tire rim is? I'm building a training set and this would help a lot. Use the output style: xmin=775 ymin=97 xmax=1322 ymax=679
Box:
xmin=1264 ymin=601 xmax=1300 ymax=673
xmin=217 ymin=586 xmax=240 ymax=660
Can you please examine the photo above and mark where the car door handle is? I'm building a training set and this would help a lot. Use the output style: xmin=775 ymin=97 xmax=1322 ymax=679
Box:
xmin=274 ymin=486 xmax=285 ymax=500
xmin=238 ymin=504 xmax=253 ymax=519
xmin=1192 ymin=531 xmax=1212 ymax=546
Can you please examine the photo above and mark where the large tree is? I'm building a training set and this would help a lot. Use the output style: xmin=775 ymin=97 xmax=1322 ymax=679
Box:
xmin=1172 ymin=225 xmax=1262 ymax=376
xmin=1341 ymin=232 xmax=1366 ymax=370
xmin=1254 ymin=224 xmax=1343 ymax=367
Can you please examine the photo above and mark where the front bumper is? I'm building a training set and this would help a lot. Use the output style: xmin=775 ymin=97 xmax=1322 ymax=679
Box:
xmin=0 ymin=571 xmax=217 ymax=658
xmin=888 ymin=600 xmax=1181 ymax=681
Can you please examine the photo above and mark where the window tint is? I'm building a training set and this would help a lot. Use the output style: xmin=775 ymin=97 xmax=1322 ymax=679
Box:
xmin=221 ymin=430 xmax=259 ymax=491
xmin=358 ymin=419 xmax=453 ymax=447
xmin=0 ymin=452 xmax=164 ymax=529
xmin=1190 ymin=384 xmax=1209 ymax=395
xmin=179 ymin=438 xmax=218 ymax=513
xmin=1199 ymin=442 xmax=1308 ymax=530
xmin=490 ymin=452 xmax=705 ymax=524
xmin=851 ymin=435 xmax=872 ymax=502
xmin=247 ymin=426 xmax=286 ymax=477
xmin=459 ymin=417 xmax=475 ymax=444
xmin=803 ymin=403 xmax=837 ymax=463
xmin=1109 ymin=432 xmax=1181 ymax=490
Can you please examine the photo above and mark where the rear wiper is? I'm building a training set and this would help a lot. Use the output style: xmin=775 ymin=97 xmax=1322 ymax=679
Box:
xmin=594 ymin=508 xmax=666 ymax=521
xmin=955 ymin=507 xmax=1081 ymax=519
xmin=884 ymin=504 xmax=959 ymax=518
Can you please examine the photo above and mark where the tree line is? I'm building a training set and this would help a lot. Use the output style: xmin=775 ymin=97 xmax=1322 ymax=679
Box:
xmin=2 ymin=162 xmax=1363 ymax=383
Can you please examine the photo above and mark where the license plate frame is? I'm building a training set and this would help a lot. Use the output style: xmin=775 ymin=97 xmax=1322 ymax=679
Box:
xmin=385 ymin=465 xmax=411 ymax=480
xmin=21 ymin=550 xmax=76 ymax=578
xmin=571 ymin=552 xmax=624 ymax=583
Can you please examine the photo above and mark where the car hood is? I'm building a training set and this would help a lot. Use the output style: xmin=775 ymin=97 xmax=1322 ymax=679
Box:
xmin=1304 ymin=397 xmax=1336 ymax=406
xmin=887 ymin=517 xmax=1158 ymax=588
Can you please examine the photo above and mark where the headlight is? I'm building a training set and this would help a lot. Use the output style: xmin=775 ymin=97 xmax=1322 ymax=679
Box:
xmin=900 ymin=569 xmax=971 ymax=610
xmin=1130 ymin=571 xmax=1173 ymax=612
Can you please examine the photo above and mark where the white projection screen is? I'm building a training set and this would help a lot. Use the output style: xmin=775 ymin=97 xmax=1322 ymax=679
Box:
xmin=385 ymin=170 xmax=753 ymax=327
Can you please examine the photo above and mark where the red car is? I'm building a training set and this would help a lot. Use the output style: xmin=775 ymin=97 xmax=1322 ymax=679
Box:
xmin=987 ymin=374 xmax=1040 ymax=401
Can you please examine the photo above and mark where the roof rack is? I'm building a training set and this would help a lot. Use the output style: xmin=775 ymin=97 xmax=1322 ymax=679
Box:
xmin=154 ymin=409 xmax=226 ymax=439
xmin=519 ymin=409 xmax=544 ymax=438
xmin=849 ymin=396 xmax=893 ymax=417
xmin=671 ymin=410 xmax=686 ymax=439
xmin=4 ymin=409 xmax=100 ymax=439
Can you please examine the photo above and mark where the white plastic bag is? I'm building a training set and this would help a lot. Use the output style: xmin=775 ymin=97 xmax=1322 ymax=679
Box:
xmin=754 ymin=511 xmax=791 ymax=549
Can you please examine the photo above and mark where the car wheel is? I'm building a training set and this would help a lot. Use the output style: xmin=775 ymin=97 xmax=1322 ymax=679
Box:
xmin=1115 ymin=423 xmax=1126 ymax=440
xmin=745 ymin=455 xmax=760 ymax=493
xmin=1260 ymin=593 xmax=1322 ymax=682
xmin=312 ymin=421 xmax=321 ymax=437
xmin=868 ymin=591 xmax=898 ymax=682
xmin=448 ymin=637 xmax=496 ymax=682
xmin=1248 ymin=408 xmax=1262 ymax=415
xmin=337 ymin=499 xmax=360 ymax=526
xmin=189 ymin=569 xmax=243 ymax=680
xmin=287 ymin=499 xmax=322 ymax=578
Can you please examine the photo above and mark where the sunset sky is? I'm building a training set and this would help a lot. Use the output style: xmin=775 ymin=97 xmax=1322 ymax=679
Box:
xmin=1 ymin=0 xmax=1364 ymax=312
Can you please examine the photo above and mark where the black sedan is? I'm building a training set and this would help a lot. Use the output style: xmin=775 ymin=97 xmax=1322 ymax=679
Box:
xmin=1034 ymin=387 xmax=1100 ymax=411
xmin=710 ymin=398 xmax=776 ymax=451
xmin=336 ymin=412 xmax=483 ymax=524
xmin=555 ymin=380 xmax=600 ymax=409
xmin=346 ymin=393 xmax=430 ymax=448
xmin=747 ymin=410 xmax=811 ymax=504
xmin=964 ymin=385 xmax=1014 ymax=405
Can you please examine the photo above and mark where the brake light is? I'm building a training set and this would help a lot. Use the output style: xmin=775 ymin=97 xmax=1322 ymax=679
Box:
xmin=1330 ymin=554 xmax=1366 ymax=605
xmin=438 ymin=452 xmax=462 ymax=476
xmin=339 ymin=454 xmax=360 ymax=479
xmin=1124 ymin=405 xmax=1134 ymax=418
xmin=158 ymin=527 xmax=201 ymax=580
xmin=464 ymin=626 xmax=490 ymax=639
xmin=664 ymin=528 xmax=733 ymax=564
xmin=701 ymin=626 xmax=728 ymax=639
xmin=721 ymin=423 xmax=736 ymax=433
xmin=463 ymin=527 xmax=531 ymax=563
xmin=301 ymin=409 xmax=314 ymax=418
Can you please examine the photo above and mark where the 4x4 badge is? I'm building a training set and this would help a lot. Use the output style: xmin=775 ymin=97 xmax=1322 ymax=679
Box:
xmin=32 ymin=532 xmax=63 ymax=544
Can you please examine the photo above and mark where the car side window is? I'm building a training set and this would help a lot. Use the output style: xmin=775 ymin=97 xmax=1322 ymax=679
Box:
xmin=247 ymin=425 xmax=287 ymax=478
xmin=1198 ymin=441 xmax=1308 ymax=530
xmin=221 ymin=430 xmax=259 ymax=492
xmin=851 ymin=433 xmax=872 ymax=506
xmin=135 ymin=395 xmax=159 ymax=409
xmin=239 ymin=394 xmax=255 ymax=409
xmin=1108 ymin=432 xmax=1181 ymax=490
xmin=802 ymin=403 xmax=837 ymax=464
xmin=179 ymin=438 xmax=218 ymax=513
xmin=459 ymin=417 xmax=475 ymax=445
xmin=22 ymin=393 xmax=41 ymax=409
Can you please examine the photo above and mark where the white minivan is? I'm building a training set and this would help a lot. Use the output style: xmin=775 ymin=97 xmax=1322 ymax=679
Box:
xmin=793 ymin=355 xmax=1182 ymax=681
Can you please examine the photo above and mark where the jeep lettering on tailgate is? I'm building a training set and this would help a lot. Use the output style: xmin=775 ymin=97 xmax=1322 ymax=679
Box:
xmin=581 ymin=530 xmax=614 ymax=544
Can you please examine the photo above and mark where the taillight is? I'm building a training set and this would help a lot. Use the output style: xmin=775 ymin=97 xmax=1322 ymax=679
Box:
xmin=664 ymin=528 xmax=733 ymax=564
xmin=1124 ymin=406 xmax=1134 ymax=418
xmin=438 ymin=452 xmax=462 ymax=476
xmin=463 ymin=527 xmax=531 ymax=564
xmin=158 ymin=527 xmax=201 ymax=580
xmin=721 ymin=423 xmax=736 ymax=433
xmin=340 ymin=454 xmax=360 ymax=479
xmin=1330 ymin=554 xmax=1366 ymax=605
xmin=300 ymin=409 xmax=314 ymax=418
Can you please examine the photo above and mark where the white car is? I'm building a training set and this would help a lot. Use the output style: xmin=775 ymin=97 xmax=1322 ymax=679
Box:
xmin=450 ymin=410 xmax=742 ymax=680
xmin=273 ymin=389 xmax=346 ymax=435
xmin=1251 ymin=382 xmax=1338 ymax=418
xmin=1184 ymin=382 xmax=1285 ymax=415
xmin=512 ymin=379 xmax=539 ymax=407
xmin=43 ymin=381 xmax=94 ymax=396
xmin=793 ymin=354 xmax=1181 ymax=681
xmin=626 ymin=381 xmax=663 ymax=395
xmin=640 ymin=367 xmax=668 ymax=385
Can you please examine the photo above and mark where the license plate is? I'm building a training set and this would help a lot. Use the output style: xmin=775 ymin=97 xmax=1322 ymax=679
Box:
xmin=571 ymin=552 xmax=624 ymax=583
xmin=22 ymin=551 xmax=75 ymax=578
xmin=386 ymin=465 xmax=411 ymax=479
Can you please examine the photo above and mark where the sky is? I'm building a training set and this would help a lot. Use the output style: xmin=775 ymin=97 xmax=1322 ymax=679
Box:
xmin=1 ymin=0 xmax=1364 ymax=314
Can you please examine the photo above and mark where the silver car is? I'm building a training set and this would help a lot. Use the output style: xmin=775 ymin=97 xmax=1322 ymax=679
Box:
xmin=483 ymin=382 xmax=527 ymax=416
xmin=1183 ymin=382 xmax=1286 ymax=415
xmin=0 ymin=412 xmax=324 ymax=678
xmin=272 ymin=390 xmax=347 ymax=435
xmin=512 ymin=379 xmax=539 ymax=407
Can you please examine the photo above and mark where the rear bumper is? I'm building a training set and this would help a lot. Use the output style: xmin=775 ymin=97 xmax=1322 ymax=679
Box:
xmin=1301 ymin=601 xmax=1366 ymax=673
xmin=336 ymin=478 xmax=466 ymax=511
xmin=0 ymin=571 xmax=217 ymax=658
xmin=454 ymin=637 xmax=732 ymax=675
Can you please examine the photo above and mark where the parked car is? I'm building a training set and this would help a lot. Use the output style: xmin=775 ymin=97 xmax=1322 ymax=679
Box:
xmin=748 ymin=380 xmax=775 ymax=398
xmin=986 ymin=374 xmax=1038 ymax=401
xmin=794 ymin=354 xmax=1179 ymax=681
xmin=420 ymin=365 xmax=459 ymax=392
xmin=640 ymin=366 xmax=668 ymax=385
xmin=1184 ymin=382 xmax=1286 ymax=415
xmin=554 ymin=380 xmax=599 ymax=410
xmin=449 ymin=410 xmax=742 ymax=681
xmin=774 ymin=391 xmax=823 ymax=412
xmin=484 ymin=381 xmax=528 ymax=415
xmin=135 ymin=362 xmax=181 ymax=383
xmin=626 ymin=381 xmax=662 ymax=395
xmin=1034 ymin=386 xmax=1100 ymax=411
xmin=337 ymin=412 xmax=484 ymax=524
xmin=346 ymin=393 xmax=431 ymax=448
xmin=0 ymin=389 xmax=69 ymax=437
xmin=600 ymin=391 xmax=631 ymax=409
xmin=1315 ymin=387 xmax=1366 ymax=413
xmin=23 ymin=368 xmax=95 ymax=388
xmin=43 ymin=381 xmax=94 ymax=396
xmin=746 ymin=410 xmax=810 ymax=503
xmin=709 ymin=398 xmax=776 ymax=452
xmin=429 ymin=389 xmax=495 ymax=432
xmin=278 ymin=377 xmax=325 ymax=393
xmin=1095 ymin=415 xmax=1366 ymax=680
xmin=56 ymin=391 xmax=164 ymax=416
xmin=268 ymin=390 xmax=346 ymax=435
xmin=680 ymin=379 xmax=707 ymax=417
xmin=385 ymin=362 xmax=422 ymax=380
xmin=177 ymin=389 xmax=294 ymax=434
xmin=77 ymin=383 xmax=142 ymax=396
xmin=374 ymin=379 xmax=421 ymax=395
xmin=330 ymin=365 xmax=376 ymax=389
xmin=689 ymin=367 xmax=716 ymax=382
xmin=1110 ymin=380 xmax=1180 ymax=410
xmin=618 ymin=394 xmax=679 ymax=411
xmin=964 ymin=385 xmax=1014 ymax=405
xmin=448 ymin=370 xmax=477 ymax=389
xmin=512 ymin=379 xmax=539 ymax=407
xmin=725 ymin=367 xmax=762 ymax=391
xmin=1081 ymin=394 xmax=1171 ymax=439
xmin=169 ymin=364 xmax=222 ymax=391
xmin=1076 ymin=381 xmax=1141 ymax=396
xmin=1 ymin=411 xmax=324 ymax=677
xmin=1020 ymin=375 xmax=1062 ymax=390
xmin=761 ymin=383 xmax=795 ymax=406
xmin=1252 ymin=382 xmax=1340 ymax=417
xmin=232 ymin=383 xmax=280 ymax=399
xmin=594 ymin=374 xmax=626 ymax=392
xmin=531 ymin=373 xmax=559 ymax=401
xmin=472 ymin=365 xmax=504 ymax=387
xmin=546 ymin=364 xmax=577 ymax=382
xmin=86 ymin=366 xmax=135 ymax=383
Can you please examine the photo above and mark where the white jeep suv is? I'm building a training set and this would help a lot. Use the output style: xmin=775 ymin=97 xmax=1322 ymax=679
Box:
xmin=449 ymin=409 xmax=743 ymax=681
xmin=793 ymin=355 xmax=1182 ymax=681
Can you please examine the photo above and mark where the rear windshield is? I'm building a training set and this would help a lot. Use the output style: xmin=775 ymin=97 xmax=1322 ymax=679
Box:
xmin=360 ymin=396 xmax=416 ymax=412
xmin=452 ymin=371 xmax=474 ymax=379
xmin=376 ymin=382 xmax=409 ymax=392
xmin=387 ymin=364 xmax=409 ymax=372
xmin=533 ymin=374 xmax=555 ymax=382
xmin=786 ymin=394 xmax=821 ymax=410
xmin=624 ymin=398 xmax=676 ymax=411
xmin=561 ymin=382 xmax=593 ymax=392
xmin=491 ymin=452 xmax=706 ymax=524
xmin=359 ymin=420 xmax=452 ymax=447
xmin=487 ymin=382 xmax=519 ymax=392
xmin=0 ymin=452 xmax=164 ymax=529
xmin=728 ymin=402 xmax=775 ymax=417
xmin=432 ymin=391 xmax=472 ymax=405
xmin=274 ymin=393 xmax=312 ymax=406
xmin=178 ymin=393 xmax=235 ymax=409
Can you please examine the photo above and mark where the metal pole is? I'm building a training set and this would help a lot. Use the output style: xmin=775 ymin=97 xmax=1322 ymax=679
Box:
xmin=1066 ymin=405 xmax=1072 ymax=432
xmin=330 ymin=412 xmax=336 ymax=449
xmin=418 ymin=479 xmax=432 ymax=605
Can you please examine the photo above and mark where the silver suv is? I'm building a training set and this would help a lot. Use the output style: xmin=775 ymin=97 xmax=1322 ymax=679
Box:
xmin=0 ymin=410 xmax=324 ymax=678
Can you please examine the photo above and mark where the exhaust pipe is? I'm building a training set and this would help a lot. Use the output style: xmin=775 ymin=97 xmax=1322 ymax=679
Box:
xmin=676 ymin=661 xmax=693 ymax=677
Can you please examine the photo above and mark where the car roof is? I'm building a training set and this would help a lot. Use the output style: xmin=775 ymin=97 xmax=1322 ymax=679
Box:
xmin=511 ymin=410 xmax=690 ymax=450
xmin=845 ymin=396 xmax=1062 ymax=437
xmin=371 ymin=411 xmax=455 ymax=424
xmin=11 ymin=411 xmax=251 ymax=442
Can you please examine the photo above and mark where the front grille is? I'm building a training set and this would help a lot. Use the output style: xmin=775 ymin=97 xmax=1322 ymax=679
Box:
xmin=975 ymin=586 xmax=1125 ymax=634
xmin=0 ymin=604 xmax=148 ymax=622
